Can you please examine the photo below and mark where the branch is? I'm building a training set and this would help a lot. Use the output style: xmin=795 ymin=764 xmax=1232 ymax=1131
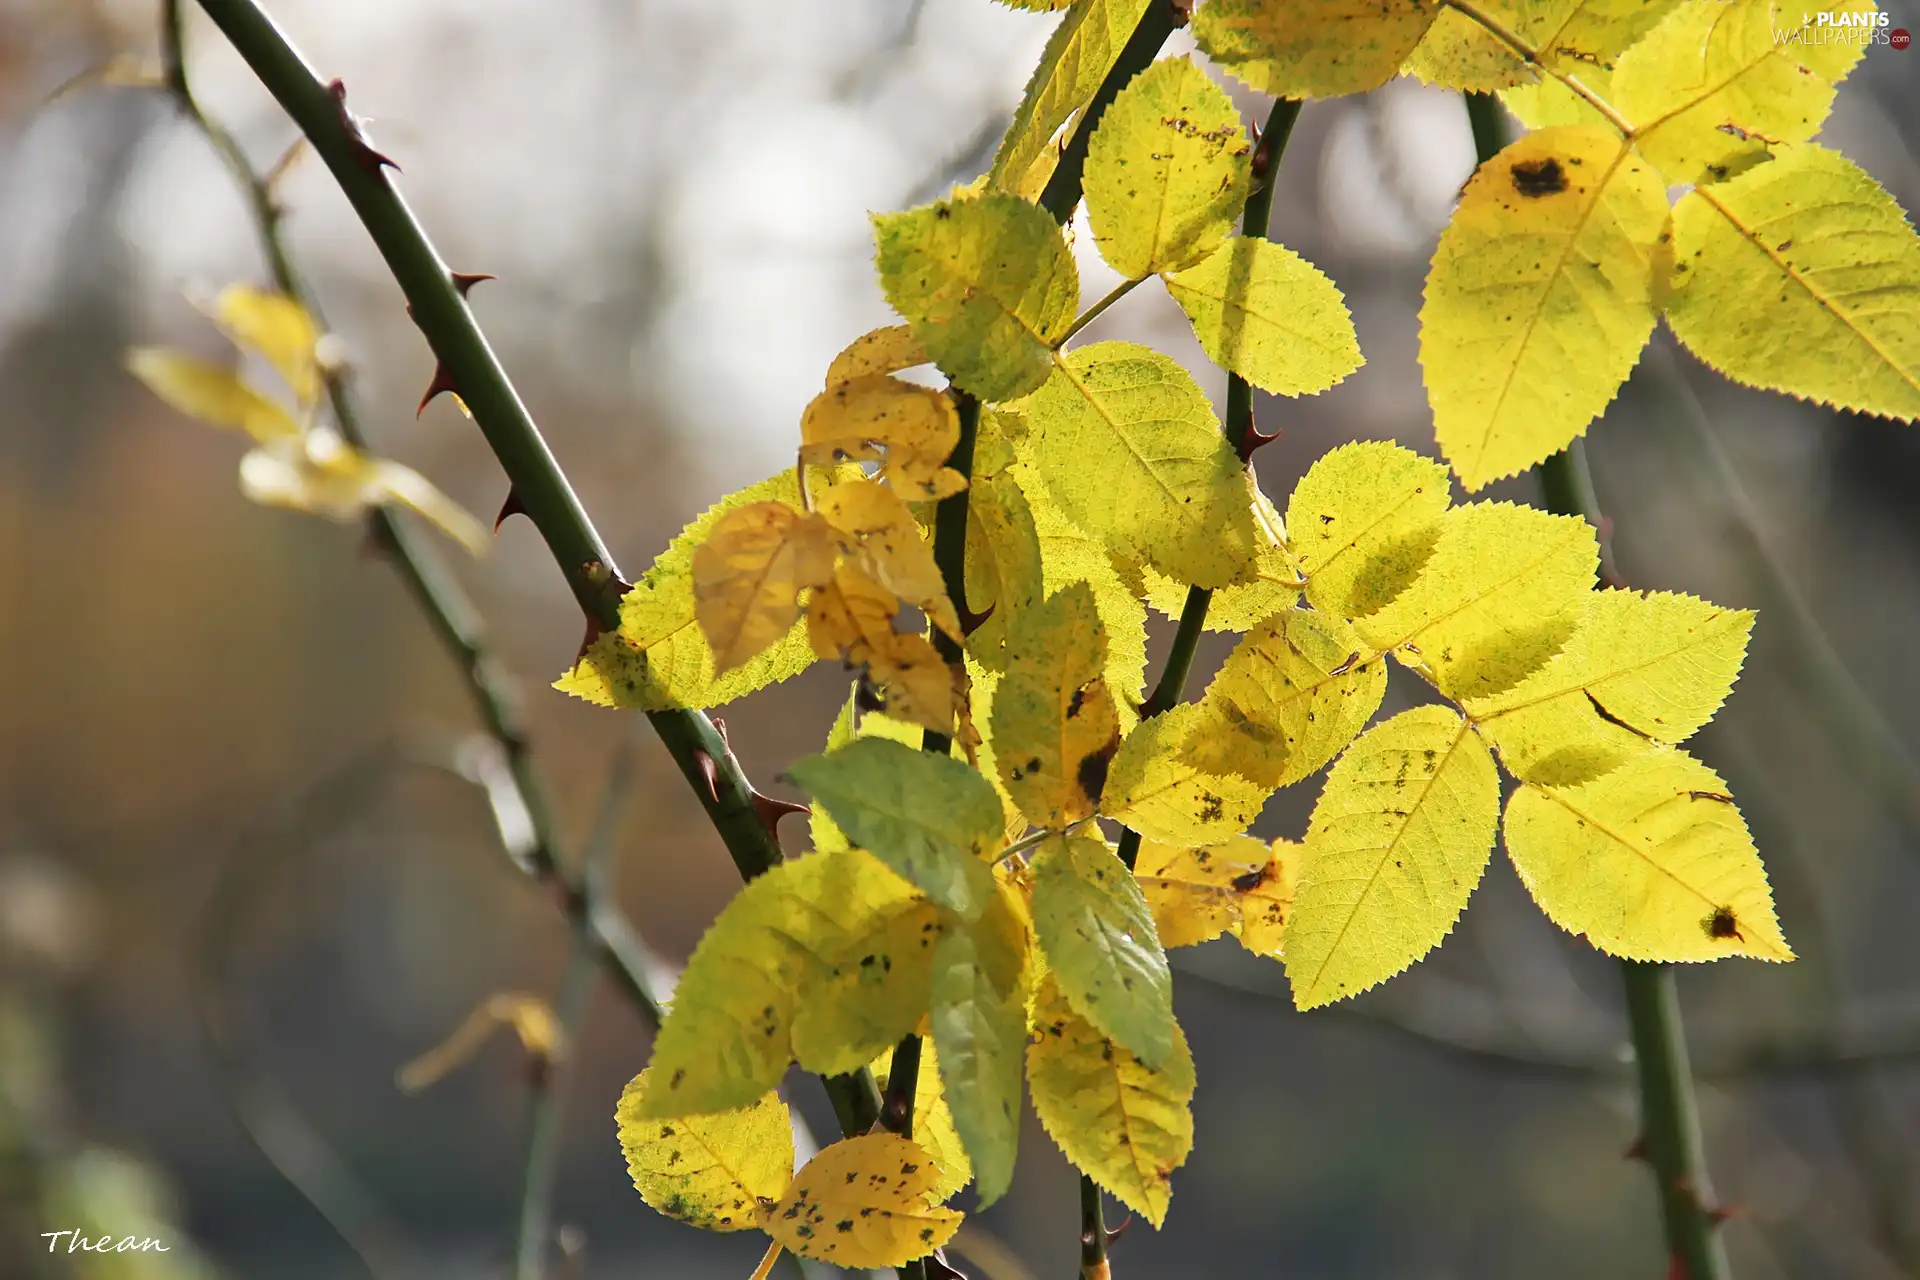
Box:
xmin=185 ymin=0 xmax=883 ymax=1139
xmin=1442 ymin=0 xmax=1633 ymax=135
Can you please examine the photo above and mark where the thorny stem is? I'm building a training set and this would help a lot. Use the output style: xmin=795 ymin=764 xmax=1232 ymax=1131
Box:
xmin=1080 ymin=1176 xmax=1110 ymax=1280
xmin=1112 ymin=94 xmax=1301 ymax=876
xmin=186 ymin=0 xmax=883 ymax=1138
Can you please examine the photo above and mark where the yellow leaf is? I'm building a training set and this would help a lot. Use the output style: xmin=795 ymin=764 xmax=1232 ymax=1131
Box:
xmin=991 ymin=583 xmax=1122 ymax=828
xmin=805 ymin=562 xmax=959 ymax=736
xmin=557 ymin=467 xmax=855 ymax=710
xmin=1284 ymin=706 xmax=1502 ymax=1009
xmin=1420 ymin=126 xmax=1670 ymax=490
xmin=692 ymin=501 xmax=843 ymax=674
xmin=1182 ymin=608 xmax=1388 ymax=789
xmin=1354 ymin=502 xmax=1598 ymax=701
xmin=1614 ymin=0 xmax=1871 ymax=186
xmin=988 ymin=0 xmax=1156 ymax=199
xmin=1134 ymin=835 xmax=1270 ymax=948
xmin=1468 ymin=589 xmax=1753 ymax=783
xmin=1503 ymin=747 xmax=1793 ymax=961
xmin=1102 ymin=703 xmax=1270 ymax=846
xmin=1137 ymin=475 xmax=1303 ymax=630
xmin=1030 ymin=835 xmax=1175 ymax=1066
xmin=800 ymin=374 xmax=964 ymax=503
xmin=1026 ymin=972 xmax=1193 ymax=1228
xmin=963 ymin=468 xmax=1047 ymax=671
xmin=1194 ymin=0 xmax=1441 ymax=98
xmin=1496 ymin=0 xmax=1690 ymax=127
xmin=640 ymin=849 xmax=924 ymax=1117
xmin=1166 ymin=236 xmax=1365 ymax=396
xmin=616 ymin=1070 xmax=792 ymax=1231
xmin=1233 ymin=837 xmax=1304 ymax=960
xmin=1022 ymin=468 xmax=1150 ymax=728
xmin=873 ymin=193 xmax=1078 ymax=402
xmin=792 ymin=896 xmax=951 ymax=1077
xmin=210 ymin=284 xmax=323 ymax=405
xmin=127 ymin=348 xmax=301 ymax=443
xmin=1401 ymin=4 xmax=1540 ymax=91
xmin=870 ymin=1042 xmax=973 ymax=1200
xmin=825 ymin=324 xmax=930 ymax=386
xmin=764 ymin=1134 xmax=962 ymax=1268
xmin=396 ymin=992 xmax=562 ymax=1094
xmin=1083 ymin=55 xmax=1252 ymax=279
xmin=234 ymin=433 xmax=489 ymax=554
xmin=1025 ymin=341 xmax=1258 ymax=589
xmin=1285 ymin=440 xmax=1450 ymax=620
xmin=1664 ymin=144 xmax=1920 ymax=421
xmin=817 ymin=478 xmax=962 ymax=639
xmin=929 ymin=884 xmax=1029 ymax=1206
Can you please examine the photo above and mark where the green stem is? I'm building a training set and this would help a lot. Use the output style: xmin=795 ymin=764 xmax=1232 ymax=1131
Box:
xmin=188 ymin=0 xmax=881 ymax=1139
xmin=1079 ymin=1176 xmax=1108 ymax=1279
xmin=1111 ymin=94 xmax=1300 ymax=874
xmin=1058 ymin=276 xmax=1144 ymax=347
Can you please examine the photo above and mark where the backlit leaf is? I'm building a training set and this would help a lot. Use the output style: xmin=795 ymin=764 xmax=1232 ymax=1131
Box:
xmin=824 ymin=324 xmax=930 ymax=386
xmin=692 ymin=501 xmax=844 ymax=674
xmin=817 ymin=477 xmax=962 ymax=639
xmin=127 ymin=348 xmax=301 ymax=443
xmin=1285 ymin=440 xmax=1450 ymax=620
xmin=1030 ymin=834 xmax=1176 ymax=1067
xmin=930 ymin=885 xmax=1029 ymax=1206
xmin=616 ymin=1070 xmax=792 ymax=1231
xmin=1103 ymin=704 xmax=1269 ymax=846
xmin=1195 ymin=0 xmax=1441 ymax=98
xmin=964 ymin=468 xmax=1047 ymax=670
xmin=210 ymin=284 xmax=323 ymax=405
xmin=1134 ymin=835 xmax=1269 ymax=948
xmin=791 ymin=896 xmax=951 ymax=1078
xmin=1664 ymin=144 xmax=1920 ymax=421
xmin=989 ymin=0 xmax=1156 ymax=201
xmin=1166 ymin=236 xmax=1364 ymax=396
xmin=807 ymin=561 xmax=960 ymax=737
xmin=1137 ymin=476 xmax=1302 ymax=630
xmin=765 ymin=1133 xmax=962 ymax=1268
xmin=801 ymin=374 xmax=964 ymax=503
xmin=227 ymin=431 xmax=488 ymax=555
xmin=1022 ymin=468 xmax=1151 ymax=727
xmin=1284 ymin=706 xmax=1502 ymax=1009
xmin=1504 ymin=747 xmax=1793 ymax=961
xmin=1083 ymin=55 xmax=1251 ymax=279
xmin=1420 ymin=126 xmax=1670 ymax=489
xmin=1233 ymin=837 xmax=1304 ymax=960
xmin=991 ymin=582 xmax=1122 ymax=828
xmin=1026 ymin=972 xmax=1193 ymax=1228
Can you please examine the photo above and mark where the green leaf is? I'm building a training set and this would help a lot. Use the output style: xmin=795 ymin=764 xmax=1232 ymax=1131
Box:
xmin=1165 ymin=236 xmax=1364 ymax=396
xmin=615 ymin=1070 xmax=792 ymax=1230
xmin=873 ymin=192 xmax=1077 ymax=402
xmin=1030 ymin=834 xmax=1176 ymax=1068
xmin=929 ymin=886 xmax=1029 ymax=1207
xmin=1285 ymin=440 xmax=1450 ymax=620
xmin=1026 ymin=341 xmax=1258 ymax=589
xmin=1284 ymin=706 xmax=1502 ymax=1009
xmin=786 ymin=738 xmax=1004 ymax=920
xmin=991 ymin=582 xmax=1123 ymax=829
xmin=1083 ymin=55 xmax=1252 ymax=279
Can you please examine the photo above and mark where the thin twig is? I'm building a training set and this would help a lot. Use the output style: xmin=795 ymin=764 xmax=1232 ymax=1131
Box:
xmin=185 ymin=0 xmax=884 ymax=1138
xmin=1444 ymin=0 xmax=1633 ymax=135
xmin=1057 ymin=276 xmax=1144 ymax=347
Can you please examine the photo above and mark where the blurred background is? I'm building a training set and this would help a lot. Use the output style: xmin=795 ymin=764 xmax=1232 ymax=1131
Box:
xmin=3 ymin=1 xmax=1918 ymax=1276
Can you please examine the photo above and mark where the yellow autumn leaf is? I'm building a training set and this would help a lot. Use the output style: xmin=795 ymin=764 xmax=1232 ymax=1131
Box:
xmin=639 ymin=849 xmax=925 ymax=1117
xmin=210 ymin=283 xmax=323 ymax=405
xmin=1401 ymin=4 xmax=1540 ymax=91
xmin=1503 ymin=747 xmax=1793 ymax=962
xmin=929 ymin=884 xmax=1029 ymax=1206
xmin=1664 ymin=144 xmax=1920 ymax=421
xmin=1182 ymin=608 xmax=1387 ymax=790
xmin=1407 ymin=0 xmax=1684 ymax=95
xmin=1284 ymin=706 xmax=1502 ymax=1009
xmin=1021 ymin=468 xmax=1150 ymax=728
xmin=1134 ymin=835 xmax=1270 ymax=948
xmin=791 ymin=895 xmax=952 ymax=1079
xmin=556 ymin=467 xmax=859 ymax=711
xmin=800 ymin=374 xmax=964 ymax=503
xmin=1026 ymin=971 xmax=1194 ymax=1229
xmin=237 ymin=432 xmax=489 ymax=555
xmin=763 ymin=1133 xmax=962 ymax=1269
xmin=1025 ymin=341 xmax=1258 ymax=589
xmin=1102 ymin=703 xmax=1270 ymax=846
xmin=870 ymin=1041 xmax=973 ymax=1200
xmin=615 ymin=1070 xmax=792 ymax=1231
xmin=873 ymin=192 xmax=1078 ymax=401
xmin=991 ymin=582 xmax=1122 ymax=828
xmin=1082 ymin=55 xmax=1251 ymax=279
xmin=806 ymin=561 xmax=960 ymax=736
xmin=1233 ymin=837 xmax=1304 ymax=960
xmin=988 ymin=0 xmax=1155 ymax=200
xmin=127 ymin=348 xmax=302 ymax=443
xmin=1469 ymin=589 xmax=1753 ymax=783
xmin=1166 ymin=236 xmax=1365 ymax=396
xmin=963 ymin=467 xmax=1047 ymax=670
xmin=817 ymin=477 xmax=963 ymax=640
xmin=1285 ymin=440 xmax=1450 ymax=620
xmin=1194 ymin=0 xmax=1440 ymax=98
xmin=396 ymin=992 xmax=561 ymax=1094
xmin=824 ymin=324 xmax=930 ymax=386
xmin=1137 ymin=475 xmax=1303 ymax=630
xmin=1420 ymin=125 xmax=1670 ymax=490
xmin=1614 ymin=0 xmax=1870 ymax=186
xmin=692 ymin=500 xmax=844 ymax=674
xmin=1354 ymin=502 xmax=1598 ymax=701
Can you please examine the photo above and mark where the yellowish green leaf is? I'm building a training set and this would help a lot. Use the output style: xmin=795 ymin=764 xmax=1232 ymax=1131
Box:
xmin=209 ymin=284 xmax=323 ymax=405
xmin=1504 ymin=747 xmax=1793 ymax=961
xmin=765 ymin=1133 xmax=962 ymax=1268
xmin=127 ymin=348 xmax=301 ymax=443
xmin=1402 ymin=5 xmax=1539 ymax=91
xmin=991 ymin=583 xmax=1122 ymax=828
xmin=930 ymin=884 xmax=1029 ymax=1206
xmin=1083 ymin=55 xmax=1252 ymax=279
xmin=792 ymin=896 xmax=951 ymax=1078
xmin=1021 ymin=466 xmax=1150 ymax=727
xmin=1026 ymin=341 xmax=1257 ymax=588
xmin=1103 ymin=703 xmax=1270 ymax=846
xmin=1286 ymin=440 xmax=1450 ymax=619
xmin=1194 ymin=0 xmax=1440 ymax=98
xmin=1026 ymin=971 xmax=1193 ymax=1228
xmin=873 ymin=193 xmax=1077 ymax=402
xmin=1166 ymin=236 xmax=1364 ymax=397
xmin=1284 ymin=706 xmax=1502 ymax=1009
xmin=870 ymin=1042 xmax=973 ymax=1200
xmin=964 ymin=468 xmax=1047 ymax=670
xmin=616 ymin=1070 xmax=792 ymax=1231
xmin=1420 ymin=126 xmax=1670 ymax=490
xmin=988 ymin=0 xmax=1155 ymax=199
xmin=1665 ymin=144 xmax=1920 ymax=421
xmin=1353 ymin=502 xmax=1598 ymax=701
xmin=1030 ymin=834 xmax=1175 ymax=1066
xmin=1138 ymin=475 xmax=1302 ymax=629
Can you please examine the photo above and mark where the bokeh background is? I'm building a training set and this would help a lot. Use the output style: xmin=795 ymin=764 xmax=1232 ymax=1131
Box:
xmin=4 ymin=1 xmax=1919 ymax=1276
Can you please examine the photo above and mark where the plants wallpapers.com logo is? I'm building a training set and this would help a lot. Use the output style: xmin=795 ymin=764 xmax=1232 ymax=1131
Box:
xmin=1777 ymin=10 xmax=1911 ymax=48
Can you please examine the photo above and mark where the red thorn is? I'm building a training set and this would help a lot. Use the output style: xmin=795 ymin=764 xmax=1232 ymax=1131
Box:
xmin=924 ymin=1253 xmax=968 ymax=1280
xmin=452 ymin=272 xmax=495 ymax=297
xmin=1624 ymin=1136 xmax=1649 ymax=1163
xmin=1706 ymin=1202 xmax=1743 ymax=1226
xmin=1667 ymin=1255 xmax=1687 ymax=1280
xmin=576 ymin=612 xmax=607 ymax=660
xmin=1237 ymin=416 xmax=1280 ymax=462
xmin=417 ymin=362 xmax=459 ymax=416
xmin=711 ymin=717 xmax=731 ymax=749
xmin=327 ymin=78 xmax=400 ymax=175
xmin=494 ymin=486 xmax=527 ymax=533
xmin=750 ymin=791 xmax=808 ymax=834
xmin=690 ymin=749 xmax=722 ymax=806
xmin=1105 ymin=1215 xmax=1133 ymax=1246
xmin=1170 ymin=0 xmax=1195 ymax=27
xmin=958 ymin=598 xmax=996 ymax=638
